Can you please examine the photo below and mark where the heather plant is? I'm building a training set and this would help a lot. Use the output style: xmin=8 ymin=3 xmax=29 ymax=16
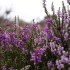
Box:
xmin=0 ymin=0 xmax=70 ymax=70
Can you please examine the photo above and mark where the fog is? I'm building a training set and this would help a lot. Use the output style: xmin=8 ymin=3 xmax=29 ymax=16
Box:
xmin=0 ymin=0 xmax=68 ymax=22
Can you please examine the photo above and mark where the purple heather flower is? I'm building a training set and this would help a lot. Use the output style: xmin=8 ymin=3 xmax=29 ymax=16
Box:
xmin=37 ymin=55 xmax=42 ymax=62
xmin=34 ymin=38 xmax=38 ymax=45
xmin=2 ymin=66 xmax=6 ymax=70
xmin=57 ymin=45 xmax=64 ymax=55
xmin=9 ymin=32 xmax=18 ymax=45
xmin=42 ymin=0 xmax=46 ymax=8
xmin=30 ymin=47 xmax=45 ymax=65
xmin=18 ymin=40 xmax=25 ymax=47
xmin=43 ymin=45 xmax=48 ymax=50
xmin=23 ymin=26 xmax=30 ymax=33
xmin=43 ymin=2 xmax=46 ymax=8
xmin=54 ymin=37 xmax=61 ymax=42
xmin=57 ymin=10 xmax=62 ymax=18
xmin=4 ymin=31 xmax=9 ymax=38
xmin=63 ymin=13 xmax=69 ymax=23
xmin=67 ymin=0 xmax=70 ymax=4
xmin=61 ymin=30 xmax=65 ymax=34
xmin=46 ymin=18 xmax=53 ymax=28
xmin=45 ymin=25 xmax=54 ymax=40
xmin=64 ymin=18 xmax=69 ymax=23
xmin=47 ymin=32 xmax=53 ymax=39
xmin=63 ymin=13 xmax=68 ymax=18
xmin=45 ymin=30 xmax=53 ymax=40
xmin=46 ymin=18 xmax=53 ymax=23
xmin=62 ymin=7 xmax=66 ymax=16
xmin=65 ymin=23 xmax=69 ymax=28
xmin=56 ymin=60 xmax=64 ymax=70
xmin=10 ymin=36 xmax=18 ymax=46
xmin=1 ymin=39 xmax=9 ymax=51
xmin=0 ymin=34 xmax=5 ymax=41
xmin=62 ymin=51 xmax=68 ymax=56
xmin=38 ymin=37 xmax=43 ymax=45
xmin=9 ymin=32 xmax=15 ymax=38
xmin=22 ymin=48 xmax=28 ymax=54
xmin=64 ymin=32 xmax=69 ymax=41
xmin=61 ymin=55 xmax=69 ymax=63
xmin=50 ymin=42 xmax=55 ymax=48
xmin=44 ymin=25 xmax=49 ymax=32
xmin=47 ymin=61 xmax=52 ymax=68
xmin=22 ymin=33 xmax=29 ymax=41
xmin=32 ymin=24 xmax=38 ymax=29
xmin=30 ymin=52 xmax=36 ymax=65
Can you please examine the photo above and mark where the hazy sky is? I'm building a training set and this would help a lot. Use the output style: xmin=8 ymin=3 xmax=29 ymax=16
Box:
xmin=0 ymin=0 xmax=68 ymax=22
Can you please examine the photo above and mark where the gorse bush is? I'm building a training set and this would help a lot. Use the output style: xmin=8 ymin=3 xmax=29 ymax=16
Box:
xmin=0 ymin=0 xmax=70 ymax=70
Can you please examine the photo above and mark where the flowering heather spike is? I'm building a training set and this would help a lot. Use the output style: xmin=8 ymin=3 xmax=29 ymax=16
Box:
xmin=57 ymin=9 xmax=62 ymax=18
xmin=42 ymin=2 xmax=46 ymax=8
xmin=45 ymin=25 xmax=54 ymax=40
xmin=42 ymin=0 xmax=49 ymax=16
xmin=46 ymin=17 xmax=53 ymax=23
xmin=51 ymin=2 xmax=54 ymax=13
xmin=30 ymin=47 xmax=45 ymax=65
xmin=42 ymin=0 xmax=46 ymax=8
xmin=46 ymin=17 xmax=53 ymax=29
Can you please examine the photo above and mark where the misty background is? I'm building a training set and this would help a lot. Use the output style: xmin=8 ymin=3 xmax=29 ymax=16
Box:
xmin=0 ymin=0 xmax=68 ymax=22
